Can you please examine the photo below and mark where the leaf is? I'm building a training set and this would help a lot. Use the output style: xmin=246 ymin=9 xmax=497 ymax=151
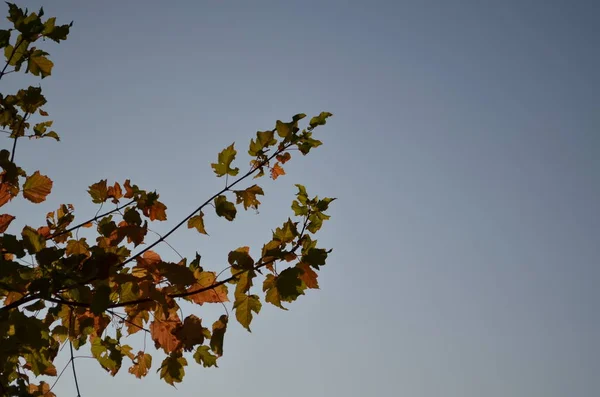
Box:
xmin=276 ymin=267 xmax=305 ymax=302
xmin=276 ymin=151 xmax=291 ymax=164
xmin=159 ymin=354 xmax=187 ymax=386
xmin=234 ymin=184 xmax=264 ymax=210
xmin=273 ymin=218 xmax=298 ymax=243
xmin=90 ymin=284 xmax=112 ymax=315
xmin=233 ymin=294 xmax=261 ymax=331
xmin=28 ymin=53 xmax=53 ymax=78
xmin=65 ymin=238 xmax=90 ymax=256
xmin=211 ymin=143 xmax=239 ymax=177
xmin=0 ymin=182 xmax=16 ymax=207
xmin=210 ymin=315 xmax=228 ymax=356
xmin=106 ymin=182 xmax=122 ymax=203
xmin=150 ymin=315 xmax=181 ymax=354
xmin=175 ymin=315 xmax=205 ymax=352
xmin=193 ymin=346 xmax=218 ymax=368
xmin=187 ymin=212 xmax=208 ymax=234
xmin=302 ymin=247 xmax=330 ymax=269
xmin=248 ymin=130 xmax=277 ymax=156
xmin=298 ymin=262 xmax=319 ymax=289
xmin=148 ymin=201 xmax=167 ymax=221
xmin=263 ymin=274 xmax=286 ymax=310
xmin=214 ymin=195 xmax=236 ymax=221
xmin=187 ymin=270 xmax=229 ymax=305
xmin=0 ymin=214 xmax=15 ymax=233
xmin=128 ymin=351 xmax=152 ymax=379
xmin=0 ymin=29 xmax=10 ymax=48
xmin=22 ymin=226 xmax=45 ymax=253
xmin=88 ymin=180 xmax=108 ymax=203
xmin=309 ymin=111 xmax=333 ymax=128
xmin=22 ymin=171 xmax=52 ymax=203
xmin=28 ymin=381 xmax=56 ymax=397
xmin=227 ymin=246 xmax=254 ymax=270
xmin=270 ymin=163 xmax=285 ymax=180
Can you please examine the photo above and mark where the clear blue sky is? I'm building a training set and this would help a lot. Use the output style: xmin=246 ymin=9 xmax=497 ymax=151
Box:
xmin=3 ymin=0 xmax=599 ymax=396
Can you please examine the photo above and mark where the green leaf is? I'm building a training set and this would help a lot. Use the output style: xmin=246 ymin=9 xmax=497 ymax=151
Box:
xmin=21 ymin=226 xmax=45 ymax=254
xmin=233 ymin=294 xmax=261 ymax=332
xmin=248 ymin=130 xmax=276 ymax=156
xmin=214 ymin=195 xmax=236 ymax=221
xmin=275 ymin=120 xmax=294 ymax=139
xmin=210 ymin=315 xmax=228 ymax=356
xmin=309 ymin=111 xmax=333 ymax=128
xmin=28 ymin=53 xmax=53 ymax=78
xmin=273 ymin=218 xmax=298 ymax=243
xmin=262 ymin=274 xmax=286 ymax=310
xmin=227 ymin=246 xmax=254 ymax=271
xmin=234 ymin=269 xmax=255 ymax=296
xmin=211 ymin=143 xmax=239 ymax=177
xmin=193 ymin=346 xmax=218 ymax=368
xmin=187 ymin=212 xmax=208 ymax=234
xmin=234 ymin=184 xmax=264 ymax=210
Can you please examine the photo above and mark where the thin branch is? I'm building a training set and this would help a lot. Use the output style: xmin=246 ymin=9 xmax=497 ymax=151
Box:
xmin=10 ymin=112 xmax=29 ymax=163
xmin=69 ymin=341 xmax=81 ymax=397
xmin=46 ymin=200 xmax=134 ymax=241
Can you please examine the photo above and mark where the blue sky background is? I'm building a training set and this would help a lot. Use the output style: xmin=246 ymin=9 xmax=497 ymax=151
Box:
xmin=2 ymin=0 xmax=599 ymax=396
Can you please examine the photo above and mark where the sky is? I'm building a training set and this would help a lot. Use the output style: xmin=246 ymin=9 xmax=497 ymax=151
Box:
xmin=2 ymin=0 xmax=599 ymax=396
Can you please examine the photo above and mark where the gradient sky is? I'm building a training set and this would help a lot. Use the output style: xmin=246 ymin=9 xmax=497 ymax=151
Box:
xmin=2 ymin=1 xmax=599 ymax=396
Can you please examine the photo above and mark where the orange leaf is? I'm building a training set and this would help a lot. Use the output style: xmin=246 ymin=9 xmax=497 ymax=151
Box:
xmin=29 ymin=381 xmax=56 ymax=397
xmin=0 ymin=182 xmax=17 ymax=207
xmin=23 ymin=171 xmax=53 ymax=203
xmin=276 ymin=152 xmax=291 ymax=164
xmin=129 ymin=351 xmax=152 ymax=379
xmin=124 ymin=179 xmax=135 ymax=198
xmin=150 ymin=314 xmax=181 ymax=353
xmin=37 ymin=226 xmax=51 ymax=238
xmin=175 ymin=315 xmax=206 ymax=351
xmin=270 ymin=163 xmax=285 ymax=180
xmin=187 ymin=270 xmax=229 ymax=305
xmin=148 ymin=201 xmax=167 ymax=221
xmin=0 ymin=214 xmax=15 ymax=233
xmin=107 ymin=182 xmax=122 ymax=203
xmin=3 ymin=291 xmax=24 ymax=305
xmin=298 ymin=262 xmax=319 ymax=289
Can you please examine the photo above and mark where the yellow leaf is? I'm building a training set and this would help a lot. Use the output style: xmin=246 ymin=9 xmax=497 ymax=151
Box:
xmin=23 ymin=171 xmax=53 ymax=203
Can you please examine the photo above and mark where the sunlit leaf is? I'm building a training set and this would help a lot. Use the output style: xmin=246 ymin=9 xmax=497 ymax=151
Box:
xmin=187 ymin=212 xmax=207 ymax=234
xmin=270 ymin=163 xmax=285 ymax=180
xmin=193 ymin=346 xmax=218 ymax=368
xmin=22 ymin=171 xmax=52 ymax=203
xmin=211 ymin=143 xmax=239 ymax=177
xmin=233 ymin=294 xmax=261 ymax=331
xmin=128 ymin=351 xmax=152 ymax=379
xmin=233 ymin=184 xmax=264 ymax=210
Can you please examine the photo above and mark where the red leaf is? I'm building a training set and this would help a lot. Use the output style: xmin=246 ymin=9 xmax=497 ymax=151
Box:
xmin=0 ymin=214 xmax=15 ymax=233
xmin=23 ymin=171 xmax=53 ymax=203
xmin=270 ymin=163 xmax=285 ymax=180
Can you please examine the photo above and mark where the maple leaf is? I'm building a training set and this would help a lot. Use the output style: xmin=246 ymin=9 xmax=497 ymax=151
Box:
xmin=150 ymin=314 xmax=181 ymax=354
xmin=211 ymin=143 xmax=239 ymax=177
xmin=175 ymin=315 xmax=206 ymax=352
xmin=128 ymin=351 xmax=152 ymax=379
xmin=214 ymin=195 xmax=236 ymax=221
xmin=22 ymin=226 xmax=46 ymax=253
xmin=65 ymin=238 xmax=90 ymax=256
xmin=28 ymin=53 xmax=54 ymax=78
xmin=106 ymin=182 xmax=122 ymax=203
xmin=186 ymin=270 xmax=229 ymax=305
xmin=88 ymin=180 xmax=108 ymax=203
xmin=187 ymin=211 xmax=208 ymax=234
xmin=0 ymin=182 xmax=16 ymax=207
xmin=148 ymin=200 xmax=167 ymax=221
xmin=276 ymin=151 xmax=291 ymax=164
xmin=233 ymin=294 xmax=262 ymax=331
xmin=210 ymin=315 xmax=228 ymax=356
xmin=298 ymin=262 xmax=319 ymax=289
xmin=234 ymin=184 xmax=264 ymax=210
xmin=159 ymin=353 xmax=187 ymax=386
xmin=193 ymin=346 xmax=218 ymax=368
xmin=22 ymin=171 xmax=52 ymax=203
xmin=248 ymin=130 xmax=277 ymax=156
xmin=0 ymin=214 xmax=15 ymax=233
xmin=270 ymin=162 xmax=285 ymax=180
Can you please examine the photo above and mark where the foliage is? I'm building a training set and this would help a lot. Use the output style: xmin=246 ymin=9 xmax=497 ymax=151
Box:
xmin=0 ymin=4 xmax=335 ymax=396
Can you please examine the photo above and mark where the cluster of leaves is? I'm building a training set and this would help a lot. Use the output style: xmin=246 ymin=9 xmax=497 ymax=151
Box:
xmin=0 ymin=4 xmax=335 ymax=396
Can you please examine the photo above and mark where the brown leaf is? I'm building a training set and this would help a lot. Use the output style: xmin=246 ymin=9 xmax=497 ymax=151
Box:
xmin=129 ymin=351 xmax=152 ymax=378
xmin=187 ymin=270 xmax=229 ymax=305
xmin=22 ymin=171 xmax=53 ymax=203
xmin=270 ymin=163 xmax=285 ymax=180
xmin=148 ymin=201 xmax=167 ymax=221
xmin=0 ymin=214 xmax=15 ymax=233
xmin=0 ymin=182 xmax=17 ymax=207
xmin=150 ymin=314 xmax=181 ymax=354
xmin=28 ymin=381 xmax=56 ymax=397
xmin=107 ymin=182 xmax=122 ymax=204
xmin=175 ymin=315 xmax=205 ymax=352
xmin=276 ymin=152 xmax=291 ymax=164
xmin=298 ymin=262 xmax=319 ymax=289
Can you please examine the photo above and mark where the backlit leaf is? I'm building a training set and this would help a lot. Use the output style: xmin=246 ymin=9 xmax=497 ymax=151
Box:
xmin=128 ymin=351 xmax=152 ymax=379
xmin=159 ymin=353 xmax=187 ymax=386
xmin=22 ymin=171 xmax=52 ymax=203
xmin=193 ymin=346 xmax=218 ymax=368
xmin=234 ymin=184 xmax=264 ymax=210
xmin=88 ymin=180 xmax=108 ymax=203
xmin=187 ymin=270 xmax=229 ymax=305
xmin=65 ymin=238 xmax=90 ymax=256
xmin=214 ymin=195 xmax=236 ymax=221
xmin=22 ymin=226 xmax=45 ymax=253
xmin=210 ymin=315 xmax=228 ymax=356
xmin=150 ymin=314 xmax=181 ymax=354
xmin=28 ymin=53 xmax=53 ymax=78
xmin=233 ymin=294 xmax=261 ymax=331
xmin=298 ymin=262 xmax=319 ymax=289
xmin=187 ymin=212 xmax=207 ymax=234
xmin=0 ymin=213 xmax=15 ymax=232
xmin=211 ymin=143 xmax=239 ymax=177
xmin=270 ymin=163 xmax=285 ymax=180
xmin=175 ymin=315 xmax=205 ymax=352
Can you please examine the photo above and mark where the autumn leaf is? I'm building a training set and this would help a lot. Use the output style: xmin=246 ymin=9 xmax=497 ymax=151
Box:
xmin=270 ymin=163 xmax=285 ymax=180
xmin=175 ymin=315 xmax=206 ymax=352
xmin=0 ymin=182 xmax=16 ymax=207
xmin=28 ymin=381 xmax=56 ymax=397
xmin=22 ymin=226 xmax=45 ymax=253
xmin=211 ymin=143 xmax=239 ymax=177
xmin=0 ymin=214 xmax=15 ymax=232
xmin=193 ymin=346 xmax=218 ymax=368
xmin=159 ymin=353 xmax=187 ymax=386
xmin=65 ymin=238 xmax=90 ymax=256
xmin=210 ymin=315 xmax=228 ymax=356
xmin=150 ymin=314 xmax=181 ymax=354
xmin=309 ymin=111 xmax=333 ymax=128
xmin=188 ymin=211 xmax=207 ymax=234
xmin=234 ymin=184 xmax=264 ymax=210
xmin=187 ymin=270 xmax=229 ymax=305
xmin=28 ymin=53 xmax=54 ymax=78
xmin=128 ymin=351 xmax=152 ymax=379
xmin=298 ymin=262 xmax=319 ymax=289
xmin=88 ymin=180 xmax=108 ymax=203
xmin=233 ymin=294 xmax=261 ymax=331
xmin=214 ymin=195 xmax=236 ymax=221
xmin=107 ymin=182 xmax=122 ymax=203
xmin=248 ymin=130 xmax=277 ymax=156
xmin=148 ymin=200 xmax=167 ymax=221
xmin=22 ymin=171 xmax=52 ymax=203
